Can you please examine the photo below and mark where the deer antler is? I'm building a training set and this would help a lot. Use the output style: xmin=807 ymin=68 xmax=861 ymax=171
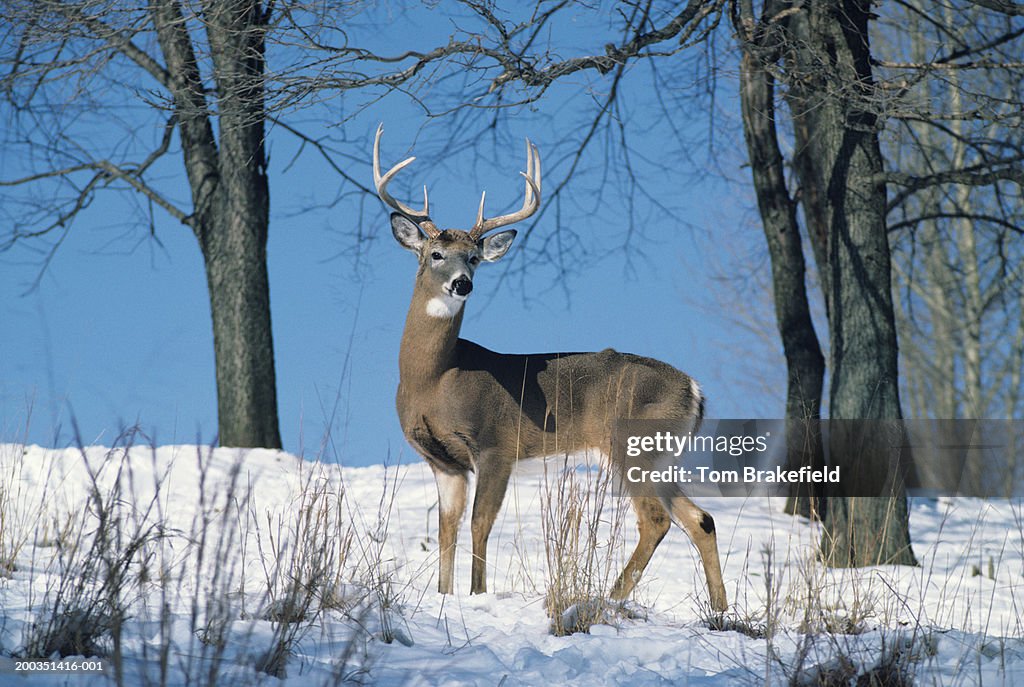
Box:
xmin=469 ymin=139 xmax=542 ymax=240
xmin=373 ymin=123 xmax=441 ymax=238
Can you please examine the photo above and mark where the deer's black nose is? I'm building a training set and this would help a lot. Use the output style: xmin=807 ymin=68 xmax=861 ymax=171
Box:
xmin=452 ymin=277 xmax=473 ymax=297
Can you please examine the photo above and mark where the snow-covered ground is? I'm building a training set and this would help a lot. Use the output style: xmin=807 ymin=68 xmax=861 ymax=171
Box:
xmin=0 ymin=442 xmax=1021 ymax=685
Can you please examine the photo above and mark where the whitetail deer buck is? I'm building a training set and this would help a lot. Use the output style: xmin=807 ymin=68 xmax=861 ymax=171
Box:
xmin=374 ymin=124 xmax=727 ymax=611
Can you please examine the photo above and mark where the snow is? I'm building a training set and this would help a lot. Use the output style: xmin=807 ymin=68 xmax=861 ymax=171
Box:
xmin=0 ymin=442 xmax=1022 ymax=685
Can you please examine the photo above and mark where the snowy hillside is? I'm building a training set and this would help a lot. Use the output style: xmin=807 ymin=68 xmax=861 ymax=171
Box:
xmin=0 ymin=442 xmax=1022 ymax=685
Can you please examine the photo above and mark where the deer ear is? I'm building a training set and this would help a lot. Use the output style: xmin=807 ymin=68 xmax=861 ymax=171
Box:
xmin=391 ymin=213 xmax=425 ymax=253
xmin=480 ymin=229 xmax=516 ymax=262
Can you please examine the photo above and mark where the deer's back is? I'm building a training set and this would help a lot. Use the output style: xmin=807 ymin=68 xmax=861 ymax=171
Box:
xmin=397 ymin=341 xmax=701 ymax=467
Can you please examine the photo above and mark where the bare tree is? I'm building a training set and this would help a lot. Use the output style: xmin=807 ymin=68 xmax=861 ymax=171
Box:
xmin=2 ymin=1 xmax=282 ymax=447
xmin=880 ymin=0 xmax=1024 ymax=496
xmin=733 ymin=0 xmax=921 ymax=566
xmin=734 ymin=1 xmax=826 ymax=521
xmin=0 ymin=1 xmax=422 ymax=448
xmin=879 ymin=0 xmax=1024 ymax=423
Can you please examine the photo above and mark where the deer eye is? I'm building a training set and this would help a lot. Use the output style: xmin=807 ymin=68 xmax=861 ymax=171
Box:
xmin=469 ymin=256 xmax=480 ymax=266
xmin=430 ymin=251 xmax=444 ymax=261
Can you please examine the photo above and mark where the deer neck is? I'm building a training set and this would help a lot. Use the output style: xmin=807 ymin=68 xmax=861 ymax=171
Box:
xmin=399 ymin=278 xmax=466 ymax=386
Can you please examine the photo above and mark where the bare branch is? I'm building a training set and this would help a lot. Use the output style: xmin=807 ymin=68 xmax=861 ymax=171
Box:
xmin=267 ymin=116 xmax=374 ymax=195
xmin=63 ymin=3 xmax=172 ymax=90
xmin=92 ymin=160 xmax=189 ymax=224
xmin=883 ymin=161 xmax=1024 ymax=212
xmin=876 ymin=60 xmax=1024 ymax=69
xmin=888 ymin=211 xmax=1024 ymax=234
xmin=280 ymin=0 xmax=724 ymax=105
xmin=965 ymin=0 xmax=1024 ymax=15
xmin=0 ymin=163 xmax=100 ymax=187
xmin=489 ymin=0 xmax=723 ymax=89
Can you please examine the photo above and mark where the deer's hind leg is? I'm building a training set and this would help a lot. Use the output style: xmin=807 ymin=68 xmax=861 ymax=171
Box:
xmin=664 ymin=493 xmax=728 ymax=612
xmin=610 ymin=492 xmax=729 ymax=612
xmin=610 ymin=496 xmax=671 ymax=600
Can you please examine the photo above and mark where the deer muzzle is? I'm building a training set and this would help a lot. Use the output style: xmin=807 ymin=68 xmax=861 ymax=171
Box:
xmin=452 ymin=277 xmax=473 ymax=297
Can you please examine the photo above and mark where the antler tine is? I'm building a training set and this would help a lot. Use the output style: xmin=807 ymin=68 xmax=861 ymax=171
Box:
xmin=469 ymin=138 xmax=542 ymax=240
xmin=373 ymin=123 xmax=440 ymax=238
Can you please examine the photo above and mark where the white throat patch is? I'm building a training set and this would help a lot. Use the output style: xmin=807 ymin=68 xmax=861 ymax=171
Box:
xmin=426 ymin=294 xmax=464 ymax=319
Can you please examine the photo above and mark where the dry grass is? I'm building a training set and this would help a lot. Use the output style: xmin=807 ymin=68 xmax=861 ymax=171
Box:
xmin=0 ymin=443 xmax=44 ymax=577
xmin=250 ymin=466 xmax=355 ymax=677
xmin=540 ymin=453 xmax=630 ymax=636
xmin=2 ymin=431 xmax=394 ymax=686
xmin=2 ymin=429 xmax=1020 ymax=685
xmin=18 ymin=435 xmax=161 ymax=671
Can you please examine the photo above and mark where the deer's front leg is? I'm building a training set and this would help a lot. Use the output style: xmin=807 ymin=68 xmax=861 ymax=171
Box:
xmin=470 ymin=456 xmax=513 ymax=594
xmin=434 ymin=469 xmax=469 ymax=594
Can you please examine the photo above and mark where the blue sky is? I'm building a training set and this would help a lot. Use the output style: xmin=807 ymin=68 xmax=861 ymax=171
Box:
xmin=0 ymin=3 xmax=786 ymax=465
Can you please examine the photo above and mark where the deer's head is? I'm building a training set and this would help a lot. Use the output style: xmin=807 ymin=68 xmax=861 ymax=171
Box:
xmin=374 ymin=124 xmax=541 ymax=318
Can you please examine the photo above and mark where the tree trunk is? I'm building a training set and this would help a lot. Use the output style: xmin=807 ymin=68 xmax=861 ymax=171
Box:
xmin=202 ymin=207 xmax=281 ymax=449
xmin=737 ymin=40 xmax=827 ymax=520
xmin=153 ymin=0 xmax=282 ymax=448
xmin=786 ymin=1 xmax=916 ymax=566
xmin=782 ymin=13 xmax=832 ymax=317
